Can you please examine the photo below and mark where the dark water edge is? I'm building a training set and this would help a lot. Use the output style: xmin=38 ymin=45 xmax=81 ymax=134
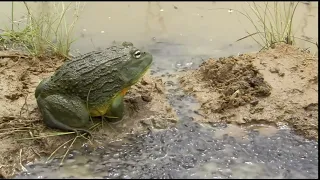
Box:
xmin=16 ymin=121 xmax=318 ymax=179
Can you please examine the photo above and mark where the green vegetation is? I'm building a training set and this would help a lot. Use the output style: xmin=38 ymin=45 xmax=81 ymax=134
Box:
xmin=0 ymin=2 xmax=86 ymax=58
xmin=236 ymin=2 xmax=318 ymax=50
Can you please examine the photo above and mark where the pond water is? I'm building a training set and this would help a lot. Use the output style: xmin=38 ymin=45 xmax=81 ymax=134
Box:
xmin=0 ymin=1 xmax=318 ymax=55
xmin=0 ymin=1 xmax=318 ymax=179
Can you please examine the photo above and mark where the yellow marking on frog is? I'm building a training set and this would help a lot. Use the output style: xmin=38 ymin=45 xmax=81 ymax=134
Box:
xmin=88 ymin=87 xmax=129 ymax=117
xmin=120 ymin=87 xmax=129 ymax=96
xmin=89 ymin=105 xmax=110 ymax=117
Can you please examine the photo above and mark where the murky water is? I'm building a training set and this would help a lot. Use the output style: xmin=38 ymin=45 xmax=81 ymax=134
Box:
xmin=16 ymin=123 xmax=318 ymax=179
xmin=0 ymin=2 xmax=318 ymax=55
xmin=0 ymin=1 xmax=318 ymax=179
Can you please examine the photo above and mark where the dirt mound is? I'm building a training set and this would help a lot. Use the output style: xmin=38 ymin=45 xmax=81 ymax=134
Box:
xmin=0 ymin=51 xmax=177 ymax=178
xmin=180 ymin=43 xmax=318 ymax=140
xmin=198 ymin=55 xmax=272 ymax=112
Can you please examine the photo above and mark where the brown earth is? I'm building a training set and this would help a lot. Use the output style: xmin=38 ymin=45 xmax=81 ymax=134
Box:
xmin=179 ymin=43 xmax=318 ymax=140
xmin=0 ymin=51 xmax=177 ymax=178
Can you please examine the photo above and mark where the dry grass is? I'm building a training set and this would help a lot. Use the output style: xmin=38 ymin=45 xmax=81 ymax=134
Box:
xmin=236 ymin=2 xmax=318 ymax=50
xmin=0 ymin=2 xmax=86 ymax=58
xmin=197 ymin=2 xmax=318 ymax=50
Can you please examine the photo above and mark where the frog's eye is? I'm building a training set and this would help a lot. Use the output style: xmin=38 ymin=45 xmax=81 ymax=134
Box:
xmin=133 ymin=50 xmax=141 ymax=59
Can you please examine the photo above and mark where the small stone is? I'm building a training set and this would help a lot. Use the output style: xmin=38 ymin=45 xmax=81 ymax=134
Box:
xmin=141 ymin=95 xmax=152 ymax=102
xmin=141 ymin=76 xmax=153 ymax=85
xmin=155 ymin=83 xmax=164 ymax=94
xmin=140 ymin=79 xmax=148 ymax=85
xmin=152 ymin=118 xmax=167 ymax=129
xmin=269 ymin=67 xmax=279 ymax=73
xmin=167 ymin=118 xmax=178 ymax=124
xmin=279 ymin=72 xmax=285 ymax=77
xmin=237 ymin=118 xmax=246 ymax=124
xmin=140 ymin=119 xmax=152 ymax=127
xmin=250 ymin=99 xmax=259 ymax=106
xmin=166 ymin=106 xmax=172 ymax=112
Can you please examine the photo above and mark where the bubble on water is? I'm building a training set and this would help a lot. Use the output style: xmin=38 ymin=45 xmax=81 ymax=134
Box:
xmin=186 ymin=62 xmax=193 ymax=67
xmin=101 ymin=31 xmax=105 ymax=33
xmin=83 ymin=29 xmax=87 ymax=32
xmin=160 ymin=9 xmax=164 ymax=12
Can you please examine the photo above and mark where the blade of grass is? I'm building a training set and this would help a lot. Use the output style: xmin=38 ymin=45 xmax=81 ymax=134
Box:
xmin=16 ymin=131 xmax=75 ymax=141
xmin=11 ymin=1 xmax=14 ymax=31
xmin=5 ymin=2 xmax=86 ymax=57
xmin=236 ymin=32 xmax=263 ymax=42
xmin=46 ymin=138 xmax=73 ymax=163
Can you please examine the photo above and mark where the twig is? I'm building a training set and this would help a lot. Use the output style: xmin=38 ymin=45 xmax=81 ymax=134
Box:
xmin=46 ymin=138 xmax=73 ymax=163
xmin=0 ymin=130 xmax=29 ymax=138
xmin=16 ymin=131 xmax=75 ymax=141
xmin=102 ymin=116 xmax=118 ymax=133
xmin=0 ymin=54 xmax=29 ymax=59
xmin=19 ymin=93 xmax=29 ymax=118
xmin=0 ymin=127 xmax=32 ymax=132
xmin=60 ymin=136 xmax=78 ymax=166
xmin=31 ymin=148 xmax=42 ymax=158
xmin=19 ymin=149 xmax=28 ymax=172
xmin=78 ymin=132 xmax=94 ymax=145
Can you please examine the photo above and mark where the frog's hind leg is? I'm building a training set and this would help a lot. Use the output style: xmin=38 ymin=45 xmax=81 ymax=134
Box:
xmin=35 ymin=78 xmax=50 ymax=98
xmin=36 ymin=94 xmax=90 ymax=134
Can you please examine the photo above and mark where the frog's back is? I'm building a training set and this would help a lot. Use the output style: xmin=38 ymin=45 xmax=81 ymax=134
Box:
xmin=46 ymin=47 xmax=130 ymax=104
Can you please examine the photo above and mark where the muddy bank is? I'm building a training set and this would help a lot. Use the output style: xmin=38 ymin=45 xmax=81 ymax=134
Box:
xmin=0 ymin=51 xmax=177 ymax=178
xmin=179 ymin=44 xmax=318 ymax=140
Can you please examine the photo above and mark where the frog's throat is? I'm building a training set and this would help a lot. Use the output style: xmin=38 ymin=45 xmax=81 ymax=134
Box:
xmin=131 ymin=64 xmax=151 ymax=85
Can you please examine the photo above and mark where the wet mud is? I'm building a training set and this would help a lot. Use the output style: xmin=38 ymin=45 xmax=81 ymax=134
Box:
xmin=179 ymin=44 xmax=318 ymax=140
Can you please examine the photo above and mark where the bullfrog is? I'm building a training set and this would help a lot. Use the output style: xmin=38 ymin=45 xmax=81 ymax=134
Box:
xmin=35 ymin=42 xmax=153 ymax=134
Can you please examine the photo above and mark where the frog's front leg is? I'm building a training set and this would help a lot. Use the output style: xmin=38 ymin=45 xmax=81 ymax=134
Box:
xmin=104 ymin=93 xmax=125 ymax=123
xmin=36 ymin=94 xmax=92 ymax=136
